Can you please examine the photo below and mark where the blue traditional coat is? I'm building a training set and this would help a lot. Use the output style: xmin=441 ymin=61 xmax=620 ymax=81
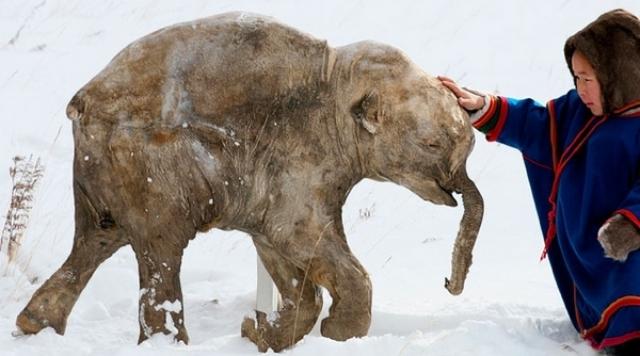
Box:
xmin=473 ymin=89 xmax=640 ymax=349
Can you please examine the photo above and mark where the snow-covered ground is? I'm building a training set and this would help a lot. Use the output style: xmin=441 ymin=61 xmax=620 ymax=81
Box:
xmin=2 ymin=1 xmax=639 ymax=355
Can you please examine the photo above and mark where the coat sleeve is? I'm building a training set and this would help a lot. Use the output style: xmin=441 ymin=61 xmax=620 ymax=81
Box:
xmin=473 ymin=95 xmax=555 ymax=170
xmin=615 ymin=185 xmax=640 ymax=229
xmin=611 ymin=132 xmax=640 ymax=228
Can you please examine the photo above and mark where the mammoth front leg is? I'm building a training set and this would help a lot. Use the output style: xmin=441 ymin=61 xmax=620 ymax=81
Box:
xmin=132 ymin=238 xmax=189 ymax=344
xmin=314 ymin=244 xmax=372 ymax=340
xmin=283 ymin=221 xmax=372 ymax=342
xmin=241 ymin=238 xmax=323 ymax=352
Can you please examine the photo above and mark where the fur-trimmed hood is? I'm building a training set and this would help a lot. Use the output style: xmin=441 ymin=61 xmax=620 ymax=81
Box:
xmin=564 ymin=9 xmax=640 ymax=113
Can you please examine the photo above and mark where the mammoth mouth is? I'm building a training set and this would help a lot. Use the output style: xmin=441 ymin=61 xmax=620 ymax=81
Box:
xmin=394 ymin=175 xmax=458 ymax=207
xmin=410 ymin=178 xmax=458 ymax=207
xmin=435 ymin=180 xmax=458 ymax=207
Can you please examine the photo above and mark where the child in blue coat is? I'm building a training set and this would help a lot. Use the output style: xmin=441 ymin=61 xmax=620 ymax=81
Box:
xmin=440 ymin=9 xmax=640 ymax=356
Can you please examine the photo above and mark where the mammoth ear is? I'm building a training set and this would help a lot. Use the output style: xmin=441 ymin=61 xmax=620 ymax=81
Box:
xmin=351 ymin=91 xmax=382 ymax=134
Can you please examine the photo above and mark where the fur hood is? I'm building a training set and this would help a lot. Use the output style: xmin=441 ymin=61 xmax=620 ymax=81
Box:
xmin=564 ymin=9 xmax=640 ymax=113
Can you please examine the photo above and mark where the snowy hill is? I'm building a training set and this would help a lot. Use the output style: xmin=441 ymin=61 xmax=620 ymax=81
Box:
xmin=2 ymin=1 xmax=640 ymax=355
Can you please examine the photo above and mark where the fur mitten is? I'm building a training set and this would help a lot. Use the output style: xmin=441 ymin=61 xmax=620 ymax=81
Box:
xmin=597 ymin=214 xmax=640 ymax=262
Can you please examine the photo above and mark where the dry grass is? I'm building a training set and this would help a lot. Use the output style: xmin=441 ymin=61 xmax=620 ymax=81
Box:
xmin=1 ymin=155 xmax=44 ymax=263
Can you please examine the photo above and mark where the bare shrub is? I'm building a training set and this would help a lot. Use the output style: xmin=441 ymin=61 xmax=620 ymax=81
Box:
xmin=0 ymin=155 xmax=45 ymax=263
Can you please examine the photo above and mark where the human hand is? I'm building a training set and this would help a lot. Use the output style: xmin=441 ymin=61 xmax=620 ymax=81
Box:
xmin=437 ymin=76 xmax=485 ymax=112
xmin=597 ymin=214 xmax=640 ymax=262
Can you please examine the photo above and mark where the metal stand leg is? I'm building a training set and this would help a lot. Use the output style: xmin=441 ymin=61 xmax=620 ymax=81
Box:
xmin=256 ymin=256 xmax=280 ymax=312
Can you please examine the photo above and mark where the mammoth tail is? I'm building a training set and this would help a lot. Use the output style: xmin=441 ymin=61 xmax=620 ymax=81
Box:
xmin=66 ymin=90 xmax=86 ymax=121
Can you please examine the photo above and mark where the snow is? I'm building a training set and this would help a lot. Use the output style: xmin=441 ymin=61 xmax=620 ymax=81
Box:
xmin=2 ymin=0 xmax=640 ymax=355
xmin=155 ymin=300 xmax=182 ymax=314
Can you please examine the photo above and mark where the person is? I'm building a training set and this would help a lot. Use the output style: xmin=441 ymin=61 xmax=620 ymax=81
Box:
xmin=439 ymin=9 xmax=640 ymax=356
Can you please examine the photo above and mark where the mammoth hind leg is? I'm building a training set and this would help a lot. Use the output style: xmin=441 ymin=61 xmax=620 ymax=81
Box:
xmin=15 ymin=225 xmax=128 ymax=335
xmin=16 ymin=183 xmax=128 ymax=336
xmin=241 ymin=238 xmax=323 ymax=352
xmin=132 ymin=234 xmax=190 ymax=345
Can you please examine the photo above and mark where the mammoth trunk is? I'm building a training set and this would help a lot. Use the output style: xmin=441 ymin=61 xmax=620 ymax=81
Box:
xmin=444 ymin=166 xmax=483 ymax=295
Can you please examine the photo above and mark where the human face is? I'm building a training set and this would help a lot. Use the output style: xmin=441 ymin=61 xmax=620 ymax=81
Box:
xmin=571 ymin=51 xmax=603 ymax=115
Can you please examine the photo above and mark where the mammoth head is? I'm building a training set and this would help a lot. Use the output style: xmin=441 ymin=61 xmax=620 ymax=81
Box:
xmin=348 ymin=69 xmax=474 ymax=208
xmin=342 ymin=43 xmax=483 ymax=296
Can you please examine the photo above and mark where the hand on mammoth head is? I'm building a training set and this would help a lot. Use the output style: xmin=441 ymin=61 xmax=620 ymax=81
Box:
xmin=437 ymin=76 xmax=485 ymax=113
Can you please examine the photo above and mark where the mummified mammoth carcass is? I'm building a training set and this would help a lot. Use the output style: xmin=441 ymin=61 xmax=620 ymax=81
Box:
xmin=16 ymin=12 xmax=483 ymax=352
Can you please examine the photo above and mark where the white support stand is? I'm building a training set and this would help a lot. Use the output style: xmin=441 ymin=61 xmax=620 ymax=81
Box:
xmin=256 ymin=256 xmax=280 ymax=312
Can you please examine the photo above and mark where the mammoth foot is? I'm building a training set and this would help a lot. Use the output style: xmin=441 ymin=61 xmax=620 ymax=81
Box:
xmin=15 ymin=288 xmax=77 ymax=336
xmin=320 ymin=314 xmax=369 ymax=341
xmin=137 ymin=327 xmax=190 ymax=345
xmin=16 ymin=305 xmax=66 ymax=335
xmin=241 ymin=310 xmax=303 ymax=353
xmin=241 ymin=313 xmax=271 ymax=353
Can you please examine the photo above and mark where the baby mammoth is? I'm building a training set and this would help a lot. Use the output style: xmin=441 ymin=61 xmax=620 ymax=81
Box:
xmin=15 ymin=12 xmax=483 ymax=352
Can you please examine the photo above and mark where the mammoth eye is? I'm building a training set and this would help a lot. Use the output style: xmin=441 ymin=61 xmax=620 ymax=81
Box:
xmin=419 ymin=141 xmax=442 ymax=151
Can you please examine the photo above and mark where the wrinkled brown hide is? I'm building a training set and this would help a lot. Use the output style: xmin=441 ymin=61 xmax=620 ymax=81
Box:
xmin=16 ymin=12 xmax=483 ymax=352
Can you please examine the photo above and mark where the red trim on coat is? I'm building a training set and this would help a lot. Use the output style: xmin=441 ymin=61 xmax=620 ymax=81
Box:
xmin=593 ymin=331 xmax=640 ymax=350
xmin=614 ymin=99 xmax=640 ymax=116
xmin=523 ymin=155 xmax=553 ymax=171
xmin=486 ymin=97 xmax=509 ymax=141
xmin=540 ymin=114 xmax=610 ymax=259
xmin=581 ymin=296 xmax=640 ymax=340
xmin=557 ymin=115 xmax=605 ymax=166
xmin=548 ymin=100 xmax=559 ymax=171
xmin=575 ymin=285 xmax=640 ymax=350
xmin=540 ymin=100 xmax=560 ymax=260
xmin=615 ymin=209 xmax=640 ymax=230
xmin=472 ymin=96 xmax=498 ymax=129
xmin=540 ymin=101 xmax=560 ymax=260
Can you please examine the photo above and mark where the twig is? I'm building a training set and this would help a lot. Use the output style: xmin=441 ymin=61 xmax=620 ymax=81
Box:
xmin=1 ymin=155 xmax=45 ymax=263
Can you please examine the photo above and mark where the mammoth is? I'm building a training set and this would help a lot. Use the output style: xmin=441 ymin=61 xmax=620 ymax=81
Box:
xmin=15 ymin=12 xmax=483 ymax=352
